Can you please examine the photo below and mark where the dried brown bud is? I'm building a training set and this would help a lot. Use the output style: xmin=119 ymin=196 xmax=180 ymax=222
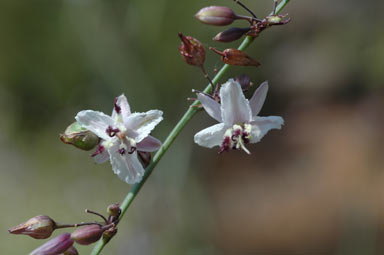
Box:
xmin=60 ymin=122 xmax=100 ymax=151
xmin=8 ymin=215 xmax=56 ymax=239
xmin=62 ymin=246 xmax=79 ymax=255
xmin=213 ymin=27 xmax=250 ymax=43
xmin=235 ymin=74 xmax=253 ymax=91
xmin=178 ymin=33 xmax=206 ymax=67
xmin=107 ymin=203 xmax=121 ymax=217
xmin=210 ymin=48 xmax=260 ymax=67
xmin=30 ymin=233 xmax=74 ymax=255
xmin=195 ymin=6 xmax=237 ymax=26
xmin=71 ymin=225 xmax=103 ymax=245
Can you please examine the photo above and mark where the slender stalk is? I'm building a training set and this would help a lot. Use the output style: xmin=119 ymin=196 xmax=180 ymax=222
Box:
xmin=91 ymin=1 xmax=290 ymax=254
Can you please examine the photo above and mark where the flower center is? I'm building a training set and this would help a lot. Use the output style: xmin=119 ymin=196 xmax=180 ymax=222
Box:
xmin=219 ymin=123 xmax=252 ymax=154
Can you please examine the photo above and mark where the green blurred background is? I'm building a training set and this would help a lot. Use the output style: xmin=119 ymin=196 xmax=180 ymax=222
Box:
xmin=1 ymin=0 xmax=384 ymax=254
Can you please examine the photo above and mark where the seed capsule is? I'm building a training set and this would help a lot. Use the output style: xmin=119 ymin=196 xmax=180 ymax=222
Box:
xmin=210 ymin=48 xmax=260 ymax=67
xmin=178 ymin=33 xmax=206 ymax=67
xmin=195 ymin=6 xmax=237 ymax=26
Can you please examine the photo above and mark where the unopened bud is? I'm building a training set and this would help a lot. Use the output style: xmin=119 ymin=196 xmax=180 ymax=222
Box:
xmin=138 ymin=151 xmax=151 ymax=168
xmin=195 ymin=6 xmax=237 ymax=26
xmin=235 ymin=74 xmax=253 ymax=91
xmin=178 ymin=33 xmax=206 ymax=67
xmin=265 ymin=14 xmax=291 ymax=25
xmin=60 ymin=122 xmax=100 ymax=151
xmin=71 ymin=225 xmax=103 ymax=245
xmin=30 ymin=233 xmax=74 ymax=255
xmin=210 ymin=48 xmax=260 ymax=67
xmin=9 ymin=215 xmax=56 ymax=239
xmin=102 ymin=226 xmax=118 ymax=244
xmin=107 ymin=203 xmax=121 ymax=217
xmin=62 ymin=246 xmax=78 ymax=255
xmin=213 ymin=27 xmax=250 ymax=43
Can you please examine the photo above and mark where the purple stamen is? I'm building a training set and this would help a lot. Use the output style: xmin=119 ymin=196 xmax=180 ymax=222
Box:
xmin=118 ymin=148 xmax=126 ymax=155
xmin=106 ymin=126 xmax=120 ymax=137
xmin=114 ymin=97 xmax=121 ymax=114
xmin=91 ymin=145 xmax=105 ymax=157
xmin=219 ymin=136 xmax=231 ymax=154
xmin=128 ymin=147 xmax=136 ymax=154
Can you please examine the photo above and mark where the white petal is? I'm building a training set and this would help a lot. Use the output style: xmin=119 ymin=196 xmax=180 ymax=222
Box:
xmin=249 ymin=81 xmax=268 ymax=118
xmin=197 ymin=93 xmax=222 ymax=122
xmin=93 ymin=147 xmax=110 ymax=164
xmin=249 ymin=116 xmax=284 ymax=143
xmin=194 ymin=123 xmax=226 ymax=148
xmin=136 ymin=135 xmax=162 ymax=152
xmin=112 ymin=94 xmax=131 ymax=121
xmin=108 ymin=145 xmax=145 ymax=184
xmin=125 ymin=110 xmax=163 ymax=143
xmin=75 ymin=110 xmax=114 ymax=140
xmin=220 ymin=79 xmax=252 ymax=126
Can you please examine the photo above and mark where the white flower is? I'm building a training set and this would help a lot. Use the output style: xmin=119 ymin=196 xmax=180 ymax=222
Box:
xmin=75 ymin=95 xmax=163 ymax=184
xmin=194 ymin=79 xmax=284 ymax=154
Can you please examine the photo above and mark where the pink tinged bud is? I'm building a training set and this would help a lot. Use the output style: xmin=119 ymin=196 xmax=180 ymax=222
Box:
xmin=107 ymin=203 xmax=121 ymax=217
xmin=178 ymin=33 xmax=206 ymax=67
xmin=213 ymin=27 xmax=250 ymax=43
xmin=209 ymin=48 xmax=260 ymax=67
xmin=62 ymin=246 xmax=78 ymax=255
xmin=8 ymin=215 xmax=56 ymax=239
xmin=60 ymin=122 xmax=100 ymax=151
xmin=71 ymin=225 xmax=103 ymax=245
xmin=30 ymin=233 xmax=74 ymax=255
xmin=235 ymin=74 xmax=253 ymax=92
xmin=195 ymin=6 xmax=236 ymax=26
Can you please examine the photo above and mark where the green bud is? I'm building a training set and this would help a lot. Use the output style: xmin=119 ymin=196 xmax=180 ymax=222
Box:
xmin=266 ymin=15 xmax=282 ymax=24
xmin=60 ymin=122 xmax=100 ymax=151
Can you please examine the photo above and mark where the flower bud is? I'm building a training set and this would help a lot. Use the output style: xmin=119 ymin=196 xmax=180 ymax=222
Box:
xmin=107 ymin=203 xmax=121 ymax=217
xmin=235 ymin=74 xmax=253 ymax=92
xmin=210 ymin=48 xmax=260 ymax=67
xmin=9 ymin=215 xmax=56 ymax=239
xmin=102 ymin=226 xmax=118 ymax=244
xmin=178 ymin=33 xmax=206 ymax=67
xmin=195 ymin=6 xmax=236 ymax=26
xmin=213 ymin=27 xmax=250 ymax=43
xmin=62 ymin=246 xmax=78 ymax=255
xmin=138 ymin=151 xmax=151 ymax=168
xmin=71 ymin=225 xmax=103 ymax=245
xmin=30 ymin=233 xmax=74 ymax=255
xmin=60 ymin=122 xmax=100 ymax=151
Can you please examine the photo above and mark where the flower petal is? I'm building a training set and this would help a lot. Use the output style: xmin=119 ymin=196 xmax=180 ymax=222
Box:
xmin=93 ymin=147 xmax=110 ymax=164
xmin=249 ymin=116 xmax=284 ymax=143
xmin=220 ymin=79 xmax=252 ymax=125
xmin=75 ymin=110 xmax=114 ymax=140
xmin=136 ymin=135 xmax=161 ymax=152
xmin=125 ymin=110 xmax=163 ymax=143
xmin=197 ymin=93 xmax=222 ymax=122
xmin=112 ymin=94 xmax=131 ymax=121
xmin=107 ymin=145 xmax=145 ymax=184
xmin=249 ymin=81 xmax=268 ymax=118
xmin=194 ymin=123 xmax=226 ymax=148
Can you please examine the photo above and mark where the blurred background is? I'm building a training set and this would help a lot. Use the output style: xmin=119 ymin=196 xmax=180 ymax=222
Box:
xmin=1 ymin=0 xmax=384 ymax=254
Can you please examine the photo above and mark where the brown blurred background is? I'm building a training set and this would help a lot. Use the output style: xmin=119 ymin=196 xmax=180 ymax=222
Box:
xmin=1 ymin=0 xmax=383 ymax=254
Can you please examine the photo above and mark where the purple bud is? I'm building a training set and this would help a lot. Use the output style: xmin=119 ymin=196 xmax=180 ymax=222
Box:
xmin=195 ymin=6 xmax=237 ymax=26
xmin=138 ymin=151 xmax=151 ymax=168
xmin=213 ymin=27 xmax=250 ymax=43
xmin=8 ymin=215 xmax=56 ymax=239
xmin=71 ymin=225 xmax=103 ymax=245
xmin=30 ymin=233 xmax=74 ymax=255
xmin=62 ymin=246 xmax=78 ymax=255
xmin=107 ymin=203 xmax=121 ymax=217
xmin=235 ymin=74 xmax=253 ymax=92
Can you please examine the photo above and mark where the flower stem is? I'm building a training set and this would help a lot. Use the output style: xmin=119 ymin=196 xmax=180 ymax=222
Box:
xmin=90 ymin=1 xmax=290 ymax=254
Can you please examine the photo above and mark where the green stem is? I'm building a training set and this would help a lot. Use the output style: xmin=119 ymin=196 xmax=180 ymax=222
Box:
xmin=90 ymin=1 xmax=289 ymax=254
